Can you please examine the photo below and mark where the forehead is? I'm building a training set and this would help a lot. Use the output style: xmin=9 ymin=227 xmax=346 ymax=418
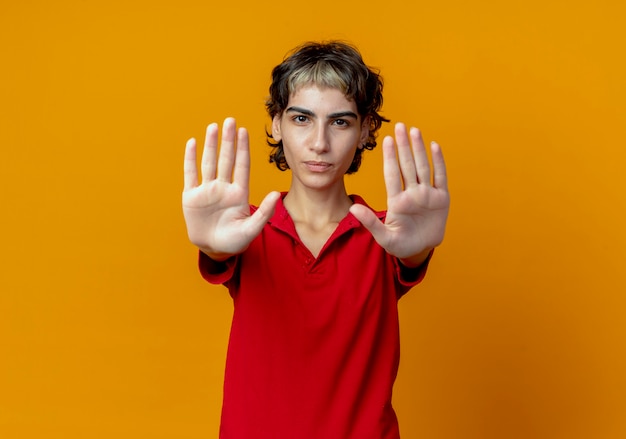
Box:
xmin=287 ymin=84 xmax=357 ymax=112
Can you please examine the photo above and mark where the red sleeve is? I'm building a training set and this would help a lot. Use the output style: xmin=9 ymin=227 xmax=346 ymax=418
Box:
xmin=394 ymin=249 xmax=434 ymax=297
xmin=198 ymin=251 xmax=238 ymax=285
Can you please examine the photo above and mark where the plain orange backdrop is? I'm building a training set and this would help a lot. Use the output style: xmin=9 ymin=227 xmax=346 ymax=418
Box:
xmin=1 ymin=1 xmax=625 ymax=438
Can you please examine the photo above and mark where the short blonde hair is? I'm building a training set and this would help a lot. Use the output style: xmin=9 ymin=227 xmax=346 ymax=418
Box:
xmin=266 ymin=41 xmax=388 ymax=174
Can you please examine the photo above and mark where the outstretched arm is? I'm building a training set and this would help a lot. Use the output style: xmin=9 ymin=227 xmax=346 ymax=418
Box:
xmin=183 ymin=118 xmax=280 ymax=260
xmin=349 ymin=122 xmax=450 ymax=267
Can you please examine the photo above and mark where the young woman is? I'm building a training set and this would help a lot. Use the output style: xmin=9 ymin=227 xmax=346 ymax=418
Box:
xmin=183 ymin=41 xmax=449 ymax=438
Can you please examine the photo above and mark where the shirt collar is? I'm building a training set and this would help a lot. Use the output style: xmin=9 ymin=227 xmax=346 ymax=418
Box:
xmin=268 ymin=192 xmax=384 ymax=239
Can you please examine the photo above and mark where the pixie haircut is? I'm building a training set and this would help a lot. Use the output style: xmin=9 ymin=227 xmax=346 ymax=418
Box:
xmin=266 ymin=41 xmax=389 ymax=174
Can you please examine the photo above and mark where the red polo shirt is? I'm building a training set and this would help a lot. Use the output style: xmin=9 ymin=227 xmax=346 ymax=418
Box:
xmin=199 ymin=194 xmax=431 ymax=439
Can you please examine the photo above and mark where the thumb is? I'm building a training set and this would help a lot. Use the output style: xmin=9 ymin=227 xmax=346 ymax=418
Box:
xmin=349 ymin=204 xmax=388 ymax=246
xmin=246 ymin=191 xmax=281 ymax=232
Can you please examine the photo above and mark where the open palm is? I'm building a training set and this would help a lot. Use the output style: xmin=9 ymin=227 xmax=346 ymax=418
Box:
xmin=350 ymin=123 xmax=449 ymax=264
xmin=182 ymin=118 xmax=279 ymax=260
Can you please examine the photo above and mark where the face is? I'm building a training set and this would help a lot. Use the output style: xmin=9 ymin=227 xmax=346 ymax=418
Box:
xmin=272 ymin=84 xmax=369 ymax=192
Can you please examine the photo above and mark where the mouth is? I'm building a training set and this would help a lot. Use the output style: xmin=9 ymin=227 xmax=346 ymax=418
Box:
xmin=304 ymin=161 xmax=332 ymax=172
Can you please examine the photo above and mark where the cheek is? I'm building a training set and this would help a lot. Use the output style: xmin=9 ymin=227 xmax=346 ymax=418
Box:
xmin=281 ymin=128 xmax=307 ymax=154
xmin=281 ymin=141 xmax=297 ymax=167
xmin=338 ymin=141 xmax=359 ymax=163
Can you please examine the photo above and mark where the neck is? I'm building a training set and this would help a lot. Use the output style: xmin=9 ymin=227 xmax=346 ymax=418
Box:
xmin=283 ymin=185 xmax=353 ymax=226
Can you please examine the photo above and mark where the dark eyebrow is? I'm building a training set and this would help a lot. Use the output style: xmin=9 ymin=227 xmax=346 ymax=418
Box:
xmin=286 ymin=106 xmax=315 ymax=117
xmin=328 ymin=111 xmax=359 ymax=120
xmin=285 ymin=106 xmax=358 ymax=120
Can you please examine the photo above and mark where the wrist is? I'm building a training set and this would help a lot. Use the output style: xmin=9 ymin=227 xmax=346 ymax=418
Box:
xmin=399 ymin=248 xmax=434 ymax=268
xmin=199 ymin=248 xmax=235 ymax=262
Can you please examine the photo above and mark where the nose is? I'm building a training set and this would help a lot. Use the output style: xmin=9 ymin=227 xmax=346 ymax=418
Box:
xmin=310 ymin=123 xmax=330 ymax=154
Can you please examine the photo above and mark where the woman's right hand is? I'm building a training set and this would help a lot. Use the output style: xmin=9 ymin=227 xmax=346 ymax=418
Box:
xmin=182 ymin=118 xmax=280 ymax=260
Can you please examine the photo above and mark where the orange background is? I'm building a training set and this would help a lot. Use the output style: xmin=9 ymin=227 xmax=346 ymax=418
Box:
xmin=1 ymin=1 xmax=625 ymax=438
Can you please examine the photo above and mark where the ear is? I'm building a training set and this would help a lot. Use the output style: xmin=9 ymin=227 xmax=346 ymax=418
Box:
xmin=358 ymin=115 xmax=370 ymax=148
xmin=272 ymin=114 xmax=282 ymax=142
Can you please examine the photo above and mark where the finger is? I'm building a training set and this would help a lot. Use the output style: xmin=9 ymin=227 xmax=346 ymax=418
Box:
xmin=382 ymin=136 xmax=402 ymax=197
xmin=201 ymin=123 xmax=218 ymax=181
xmin=349 ymin=204 xmax=389 ymax=247
xmin=232 ymin=127 xmax=251 ymax=189
xmin=411 ymin=127 xmax=431 ymax=185
xmin=183 ymin=138 xmax=198 ymax=190
xmin=243 ymin=191 xmax=281 ymax=237
xmin=217 ymin=117 xmax=237 ymax=181
xmin=430 ymin=141 xmax=449 ymax=191
xmin=394 ymin=123 xmax=419 ymax=188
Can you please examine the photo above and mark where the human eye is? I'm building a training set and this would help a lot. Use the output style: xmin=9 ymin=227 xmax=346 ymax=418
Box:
xmin=292 ymin=115 xmax=309 ymax=124
xmin=332 ymin=118 xmax=350 ymax=127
